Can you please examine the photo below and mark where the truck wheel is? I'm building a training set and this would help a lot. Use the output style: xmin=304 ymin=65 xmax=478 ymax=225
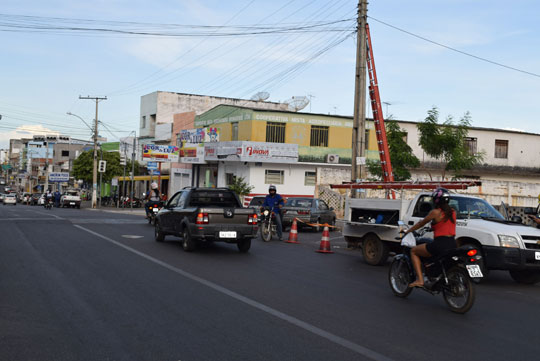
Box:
xmin=154 ymin=222 xmax=165 ymax=242
xmin=182 ymin=229 xmax=196 ymax=252
xmin=237 ymin=239 xmax=251 ymax=253
xmin=509 ymin=270 xmax=540 ymax=284
xmin=362 ymin=234 xmax=389 ymax=266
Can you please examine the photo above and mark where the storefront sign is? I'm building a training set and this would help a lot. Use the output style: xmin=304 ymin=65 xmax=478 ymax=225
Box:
xmin=143 ymin=144 xmax=179 ymax=162
xmin=181 ymin=146 xmax=205 ymax=164
xmin=48 ymin=172 xmax=69 ymax=182
xmin=204 ymin=141 xmax=298 ymax=163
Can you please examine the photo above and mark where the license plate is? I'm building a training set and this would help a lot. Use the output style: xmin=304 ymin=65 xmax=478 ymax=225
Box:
xmin=153 ymin=208 xmax=159 ymax=213
xmin=70 ymin=202 xmax=75 ymax=205
xmin=466 ymin=265 xmax=483 ymax=278
xmin=219 ymin=231 xmax=237 ymax=238
xmin=535 ymin=252 xmax=540 ymax=261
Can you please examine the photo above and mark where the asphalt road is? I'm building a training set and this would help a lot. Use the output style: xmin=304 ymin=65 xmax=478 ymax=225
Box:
xmin=1 ymin=204 xmax=539 ymax=361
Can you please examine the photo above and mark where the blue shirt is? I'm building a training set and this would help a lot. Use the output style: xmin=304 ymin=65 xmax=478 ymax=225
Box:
xmin=262 ymin=194 xmax=284 ymax=214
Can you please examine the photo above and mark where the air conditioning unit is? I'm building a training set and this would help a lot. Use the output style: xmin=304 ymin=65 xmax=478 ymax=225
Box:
xmin=326 ymin=154 xmax=340 ymax=164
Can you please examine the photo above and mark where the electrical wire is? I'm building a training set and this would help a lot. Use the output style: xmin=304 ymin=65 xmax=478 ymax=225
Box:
xmin=368 ymin=16 xmax=540 ymax=79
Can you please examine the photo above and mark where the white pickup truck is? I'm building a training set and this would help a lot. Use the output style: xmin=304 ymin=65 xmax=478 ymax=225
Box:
xmin=341 ymin=192 xmax=540 ymax=284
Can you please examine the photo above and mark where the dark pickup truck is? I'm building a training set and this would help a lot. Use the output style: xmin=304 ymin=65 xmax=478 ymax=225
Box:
xmin=154 ymin=187 xmax=258 ymax=252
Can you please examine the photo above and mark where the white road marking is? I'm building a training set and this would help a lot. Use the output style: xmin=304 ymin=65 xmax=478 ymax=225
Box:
xmin=74 ymin=224 xmax=394 ymax=361
xmin=121 ymin=235 xmax=144 ymax=239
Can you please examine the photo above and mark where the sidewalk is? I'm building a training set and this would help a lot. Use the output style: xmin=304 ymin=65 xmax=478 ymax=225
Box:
xmin=81 ymin=200 xmax=146 ymax=215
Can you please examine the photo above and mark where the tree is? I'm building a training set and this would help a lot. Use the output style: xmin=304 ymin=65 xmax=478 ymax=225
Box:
xmin=367 ymin=119 xmax=420 ymax=181
xmin=417 ymin=107 xmax=484 ymax=180
xmin=227 ymin=176 xmax=253 ymax=199
xmin=72 ymin=150 xmax=140 ymax=184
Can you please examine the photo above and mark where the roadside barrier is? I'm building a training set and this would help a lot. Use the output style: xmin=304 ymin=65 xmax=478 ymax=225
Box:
xmin=286 ymin=218 xmax=300 ymax=244
xmin=315 ymin=226 xmax=333 ymax=254
xmin=294 ymin=217 xmax=338 ymax=229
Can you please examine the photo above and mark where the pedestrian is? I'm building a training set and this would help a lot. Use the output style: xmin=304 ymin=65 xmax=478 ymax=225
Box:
xmin=54 ymin=190 xmax=61 ymax=208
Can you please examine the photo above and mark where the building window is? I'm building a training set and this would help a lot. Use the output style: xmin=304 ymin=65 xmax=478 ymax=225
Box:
xmin=61 ymin=150 xmax=70 ymax=157
xmin=310 ymin=126 xmax=329 ymax=147
xmin=265 ymin=170 xmax=284 ymax=184
xmin=464 ymin=137 xmax=477 ymax=155
xmin=231 ymin=122 xmax=239 ymax=141
xmin=142 ymin=116 xmax=146 ymax=129
xmin=305 ymin=171 xmax=316 ymax=186
xmin=266 ymin=122 xmax=285 ymax=143
xmin=495 ymin=139 xmax=508 ymax=159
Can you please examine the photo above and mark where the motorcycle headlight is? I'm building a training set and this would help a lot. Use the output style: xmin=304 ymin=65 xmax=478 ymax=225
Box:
xmin=498 ymin=235 xmax=520 ymax=248
xmin=263 ymin=210 xmax=269 ymax=216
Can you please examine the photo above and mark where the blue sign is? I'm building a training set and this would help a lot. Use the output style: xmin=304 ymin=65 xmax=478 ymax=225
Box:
xmin=148 ymin=170 xmax=160 ymax=175
xmin=49 ymin=172 xmax=70 ymax=182
xmin=147 ymin=161 xmax=158 ymax=170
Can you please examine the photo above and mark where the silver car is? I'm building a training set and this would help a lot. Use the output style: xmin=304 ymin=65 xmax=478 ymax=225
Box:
xmin=282 ymin=197 xmax=336 ymax=231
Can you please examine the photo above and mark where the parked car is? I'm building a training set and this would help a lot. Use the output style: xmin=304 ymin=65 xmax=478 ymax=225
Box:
xmin=248 ymin=196 xmax=266 ymax=221
xmin=61 ymin=190 xmax=81 ymax=208
xmin=154 ymin=187 xmax=258 ymax=252
xmin=30 ymin=193 xmax=41 ymax=205
xmin=282 ymin=197 xmax=336 ymax=231
xmin=3 ymin=193 xmax=17 ymax=205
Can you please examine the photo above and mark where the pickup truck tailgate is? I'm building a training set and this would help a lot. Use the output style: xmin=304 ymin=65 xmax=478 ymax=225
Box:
xmin=202 ymin=207 xmax=256 ymax=224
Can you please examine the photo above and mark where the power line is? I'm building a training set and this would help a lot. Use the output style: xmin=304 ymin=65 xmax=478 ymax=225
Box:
xmin=368 ymin=16 xmax=540 ymax=79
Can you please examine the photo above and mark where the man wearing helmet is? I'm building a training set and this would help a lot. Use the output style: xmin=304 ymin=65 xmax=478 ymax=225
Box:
xmin=403 ymin=187 xmax=457 ymax=288
xmin=261 ymin=185 xmax=285 ymax=241
xmin=144 ymin=182 xmax=161 ymax=218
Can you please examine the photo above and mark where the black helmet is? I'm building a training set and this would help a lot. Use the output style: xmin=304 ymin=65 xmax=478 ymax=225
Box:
xmin=432 ymin=187 xmax=450 ymax=205
xmin=268 ymin=185 xmax=277 ymax=192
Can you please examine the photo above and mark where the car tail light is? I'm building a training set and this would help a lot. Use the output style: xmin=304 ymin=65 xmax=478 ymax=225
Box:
xmin=248 ymin=214 xmax=257 ymax=224
xmin=196 ymin=212 xmax=209 ymax=224
xmin=467 ymin=249 xmax=477 ymax=257
xmin=298 ymin=210 xmax=310 ymax=215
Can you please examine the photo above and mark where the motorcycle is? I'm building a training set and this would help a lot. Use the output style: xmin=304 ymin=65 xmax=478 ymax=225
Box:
xmin=146 ymin=201 xmax=163 ymax=225
xmin=388 ymin=221 xmax=483 ymax=314
xmin=44 ymin=198 xmax=53 ymax=210
xmin=260 ymin=206 xmax=277 ymax=242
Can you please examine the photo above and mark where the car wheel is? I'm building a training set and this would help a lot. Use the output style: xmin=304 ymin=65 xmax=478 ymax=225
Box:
xmin=154 ymin=221 xmax=165 ymax=242
xmin=362 ymin=234 xmax=389 ymax=266
xmin=182 ymin=229 xmax=196 ymax=252
xmin=237 ymin=239 xmax=251 ymax=253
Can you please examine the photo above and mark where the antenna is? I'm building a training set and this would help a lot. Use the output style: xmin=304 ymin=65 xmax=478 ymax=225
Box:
xmin=284 ymin=96 xmax=310 ymax=112
xmin=250 ymin=91 xmax=270 ymax=101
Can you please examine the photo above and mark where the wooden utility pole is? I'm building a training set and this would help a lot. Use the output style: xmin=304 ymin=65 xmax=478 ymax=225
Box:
xmin=351 ymin=0 xmax=368 ymax=197
xmin=79 ymin=95 xmax=107 ymax=208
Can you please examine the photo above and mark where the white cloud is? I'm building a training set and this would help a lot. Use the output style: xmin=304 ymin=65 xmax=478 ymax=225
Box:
xmin=0 ymin=125 xmax=61 ymax=148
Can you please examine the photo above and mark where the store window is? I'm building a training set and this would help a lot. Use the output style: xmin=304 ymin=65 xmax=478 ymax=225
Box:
xmin=266 ymin=122 xmax=285 ymax=143
xmin=265 ymin=170 xmax=284 ymax=184
xmin=310 ymin=126 xmax=329 ymax=147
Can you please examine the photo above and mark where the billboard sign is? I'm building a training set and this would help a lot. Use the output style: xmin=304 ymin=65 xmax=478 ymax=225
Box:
xmin=49 ymin=172 xmax=70 ymax=182
xmin=142 ymin=145 xmax=179 ymax=162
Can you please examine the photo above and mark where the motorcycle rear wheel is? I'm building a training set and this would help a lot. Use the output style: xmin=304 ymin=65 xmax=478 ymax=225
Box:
xmin=388 ymin=258 xmax=413 ymax=298
xmin=443 ymin=267 xmax=475 ymax=314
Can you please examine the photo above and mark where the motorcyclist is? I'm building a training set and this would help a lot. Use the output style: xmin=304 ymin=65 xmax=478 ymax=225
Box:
xmin=145 ymin=182 xmax=161 ymax=218
xmin=261 ymin=185 xmax=285 ymax=241
xmin=403 ymin=187 xmax=457 ymax=288
xmin=45 ymin=189 xmax=53 ymax=207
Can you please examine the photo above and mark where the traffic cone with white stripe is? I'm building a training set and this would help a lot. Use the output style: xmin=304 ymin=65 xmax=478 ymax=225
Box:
xmin=286 ymin=218 xmax=300 ymax=244
xmin=316 ymin=226 xmax=333 ymax=253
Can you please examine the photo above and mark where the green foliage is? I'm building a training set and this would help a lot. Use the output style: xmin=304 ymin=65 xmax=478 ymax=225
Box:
xmin=367 ymin=120 xmax=420 ymax=181
xmin=417 ymin=107 xmax=484 ymax=179
xmin=72 ymin=150 xmax=140 ymax=183
xmin=227 ymin=176 xmax=253 ymax=197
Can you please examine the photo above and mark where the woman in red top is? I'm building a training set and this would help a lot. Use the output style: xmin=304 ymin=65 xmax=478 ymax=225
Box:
xmin=404 ymin=188 xmax=457 ymax=288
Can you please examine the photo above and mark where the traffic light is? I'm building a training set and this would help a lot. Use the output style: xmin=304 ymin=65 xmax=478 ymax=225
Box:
xmin=98 ymin=160 xmax=107 ymax=173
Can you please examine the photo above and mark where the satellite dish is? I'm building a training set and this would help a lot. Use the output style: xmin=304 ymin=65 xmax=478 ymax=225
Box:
xmin=284 ymin=96 xmax=309 ymax=112
xmin=250 ymin=91 xmax=270 ymax=101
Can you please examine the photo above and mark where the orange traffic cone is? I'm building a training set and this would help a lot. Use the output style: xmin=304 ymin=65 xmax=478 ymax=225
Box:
xmin=286 ymin=218 xmax=300 ymax=244
xmin=316 ymin=226 xmax=333 ymax=253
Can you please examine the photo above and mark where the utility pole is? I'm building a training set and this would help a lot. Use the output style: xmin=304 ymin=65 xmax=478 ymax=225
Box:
xmin=130 ymin=136 xmax=136 ymax=210
xmin=351 ymin=0 xmax=368 ymax=198
xmin=79 ymin=95 xmax=107 ymax=208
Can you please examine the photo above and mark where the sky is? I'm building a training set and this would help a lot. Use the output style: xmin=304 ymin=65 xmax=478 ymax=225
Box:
xmin=1 ymin=0 xmax=539 ymax=149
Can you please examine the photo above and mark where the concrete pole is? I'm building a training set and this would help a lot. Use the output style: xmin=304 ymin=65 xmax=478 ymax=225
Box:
xmin=130 ymin=136 xmax=136 ymax=210
xmin=351 ymin=0 xmax=368 ymax=197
